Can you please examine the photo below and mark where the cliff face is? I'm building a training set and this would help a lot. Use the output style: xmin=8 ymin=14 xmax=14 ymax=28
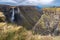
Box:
xmin=19 ymin=6 xmax=43 ymax=29
xmin=0 ymin=5 xmax=60 ymax=36
xmin=0 ymin=5 xmax=43 ymax=30
xmin=34 ymin=8 xmax=60 ymax=35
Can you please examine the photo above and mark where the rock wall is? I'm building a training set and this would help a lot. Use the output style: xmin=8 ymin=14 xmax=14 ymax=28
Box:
xmin=34 ymin=7 xmax=60 ymax=36
xmin=19 ymin=6 xmax=43 ymax=29
xmin=0 ymin=6 xmax=43 ymax=30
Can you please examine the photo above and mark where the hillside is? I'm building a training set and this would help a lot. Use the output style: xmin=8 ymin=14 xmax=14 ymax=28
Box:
xmin=0 ymin=6 xmax=43 ymax=30
xmin=33 ymin=7 xmax=60 ymax=35
xmin=0 ymin=6 xmax=60 ymax=40
xmin=19 ymin=6 xmax=43 ymax=29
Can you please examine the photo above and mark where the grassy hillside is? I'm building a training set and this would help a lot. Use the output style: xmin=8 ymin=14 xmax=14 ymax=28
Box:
xmin=0 ymin=6 xmax=60 ymax=40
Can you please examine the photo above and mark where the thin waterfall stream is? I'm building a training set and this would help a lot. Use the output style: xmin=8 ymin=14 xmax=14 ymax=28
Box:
xmin=17 ymin=7 xmax=30 ymax=23
xmin=17 ymin=7 xmax=20 ymax=13
xmin=11 ymin=8 xmax=15 ymax=22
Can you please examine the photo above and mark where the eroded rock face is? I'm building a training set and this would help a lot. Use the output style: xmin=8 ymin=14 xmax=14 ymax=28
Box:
xmin=33 ymin=8 xmax=60 ymax=36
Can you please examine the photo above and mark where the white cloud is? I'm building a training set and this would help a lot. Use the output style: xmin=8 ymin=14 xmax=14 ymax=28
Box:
xmin=27 ymin=0 xmax=54 ymax=5
xmin=0 ymin=0 xmax=54 ymax=6
xmin=39 ymin=0 xmax=54 ymax=4
xmin=0 ymin=0 xmax=17 ymax=3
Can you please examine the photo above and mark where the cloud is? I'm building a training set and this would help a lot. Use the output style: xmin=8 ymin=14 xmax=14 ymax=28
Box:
xmin=27 ymin=0 xmax=54 ymax=5
xmin=40 ymin=0 xmax=54 ymax=5
xmin=0 ymin=0 xmax=17 ymax=3
xmin=16 ymin=0 xmax=54 ymax=5
xmin=0 ymin=0 xmax=54 ymax=6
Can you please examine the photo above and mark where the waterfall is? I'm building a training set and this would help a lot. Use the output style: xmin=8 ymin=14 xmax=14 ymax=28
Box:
xmin=17 ymin=7 xmax=23 ymax=17
xmin=17 ymin=7 xmax=20 ymax=13
xmin=11 ymin=8 xmax=15 ymax=22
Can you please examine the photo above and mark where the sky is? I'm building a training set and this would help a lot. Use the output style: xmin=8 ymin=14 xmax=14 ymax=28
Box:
xmin=0 ymin=0 xmax=60 ymax=6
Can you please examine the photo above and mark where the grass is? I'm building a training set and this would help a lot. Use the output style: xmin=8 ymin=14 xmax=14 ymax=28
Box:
xmin=0 ymin=23 xmax=60 ymax=40
xmin=0 ymin=23 xmax=28 ymax=40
